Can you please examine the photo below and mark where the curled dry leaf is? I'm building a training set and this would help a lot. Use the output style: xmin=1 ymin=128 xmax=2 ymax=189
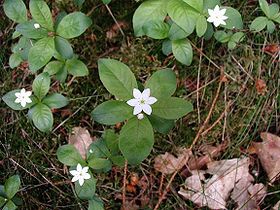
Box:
xmin=255 ymin=79 xmax=267 ymax=95
xmin=154 ymin=148 xmax=192 ymax=174
xmin=252 ymin=132 xmax=280 ymax=183
xmin=179 ymin=158 xmax=266 ymax=210
xmin=68 ymin=127 xmax=93 ymax=159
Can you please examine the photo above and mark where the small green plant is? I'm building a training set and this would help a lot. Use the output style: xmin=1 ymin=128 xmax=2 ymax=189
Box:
xmin=250 ymin=0 xmax=280 ymax=33
xmin=91 ymin=59 xmax=193 ymax=164
xmin=0 ymin=175 xmax=21 ymax=210
xmin=2 ymin=72 xmax=69 ymax=132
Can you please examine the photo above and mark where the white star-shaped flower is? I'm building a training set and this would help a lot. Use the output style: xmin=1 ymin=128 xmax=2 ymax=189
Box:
xmin=34 ymin=23 xmax=40 ymax=29
xmin=127 ymin=88 xmax=157 ymax=115
xmin=69 ymin=163 xmax=91 ymax=186
xmin=207 ymin=5 xmax=228 ymax=27
xmin=14 ymin=88 xmax=32 ymax=107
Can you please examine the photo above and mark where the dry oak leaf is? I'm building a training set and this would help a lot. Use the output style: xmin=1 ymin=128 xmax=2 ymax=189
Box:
xmin=68 ymin=127 xmax=93 ymax=159
xmin=178 ymin=158 xmax=266 ymax=210
xmin=154 ymin=148 xmax=192 ymax=174
xmin=253 ymin=132 xmax=280 ymax=183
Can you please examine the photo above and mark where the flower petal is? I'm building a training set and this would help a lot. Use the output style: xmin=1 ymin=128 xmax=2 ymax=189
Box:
xmin=142 ymin=88 xmax=151 ymax=99
xmin=69 ymin=170 xmax=78 ymax=176
xmin=147 ymin=97 xmax=157 ymax=105
xmin=21 ymin=100 xmax=27 ymax=107
xmin=219 ymin=20 xmax=227 ymax=26
xmin=83 ymin=173 xmax=91 ymax=180
xmin=15 ymin=92 xmax=21 ymax=97
xmin=208 ymin=9 xmax=215 ymax=16
xmin=221 ymin=15 xmax=228 ymax=20
xmin=133 ymin=105 xmax=142 ymax=115
xmin=214 ymin=5 xmax=220 ymax=13
xmin=25 ymin=97 xmax=32 ymax=103
xmin=82 ymin=166 xmax=89 ymax=173
xmin=127 ymin=99 xmax=139 ymax=107
xmin=20 ymin=88 xmax=26 ymax=94
xmin=71 ymin=175 xmax=79 ymax=182
xmin=26 ymin=91 xmax=32 ymax=97
xmin=142 ymin=104 xmax=152 ymax=115
xmin=207 ymin=16 xmax=215 ymax=23
xmin=133 ymin=88 xmax=142 ymax=99
xmin=78 ymin=178 xmax=84 ymax=186
xmin=15 ymin=98 xmax=21 ymax=103
xmin=76 ymin=163 xmax=82 ymax=172
xmin=220 ymin=8 xmax=227 ymax=16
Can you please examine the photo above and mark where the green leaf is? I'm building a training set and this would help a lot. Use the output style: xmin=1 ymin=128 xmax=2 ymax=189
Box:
xmin=266 ymin=20 xmax=275 ymax=33
xmin=145 ymin=69 xmax=177 ymax=99
xmin=92 ymin=101 xmax=132 ymax=125
xmin=65 ymin=58 xmax=88 ymax=76
xmin=12 ymin=37 xmax=32 ymax=60
xmin=148 ymin=115 xmax=175 ymax=134
xmin=12 ymin=31 xmax=21 ymax=39
xmin=167 ymin=0 xmax=198 ymax=34
xmin=196 ymin=15 xmax=207 ymax=37
xmin=32 ymin=103 xmax=53 ymax=132
xmin=43 ymin=60 xmax=65 ymax=75
xmin=32 ymin=72 xmax=51 ymax=100
xmin=56 ymin=65 xmax=68 ymax=83
xmin=75 ymin=176 xmax=96 ymax=200
xmin=269 ymin=4 xmax=279 ymax=18
xmin=57 ymin=145 xmax=85 ymax=166
xmin=54 ymin=36 xmax=73 ymax=59
xmin=42 ymin=93 xmax=69 ymax=109
xmin=182 ymin=0 xmax=203 ymax=12
xmin=103 ymin=130 xmax=119 ymax=155
xmin=172 ymin=39 xmax=193 ymax=66
xmin=88 ymin=196 xmax=105 ymax=210
xmin=110 ymin=155 xmax=125 ymax=167
xmin=16 ymin=20 xmax=49 ymax=39
xmin=250 ymin=16 xmax=269 ymax=32
xmin=230 ymin=32 xmax=245 ymax=43
xmin=222 ymin=7 xmax=243 ymax=30
xmin=29 ymin=0 xmax=53 ymax=31
xmin=119 ymin=117 xmax=154 ymax=165
xmin=214 ymin=31 xmax=232 ymax=43
xmin=102 ymin=0 xmax=111 ymax=4
xmin=56 ymin=12 xmax=92 ymax=39
xmin=162 ymin=39 xmax=172 ymax=56
xmin=227 ymin=41 xmax=236 ymax=50
xmin=2 ymin=201 xmax=17 ymax=210
xmin=3 ymin=0 xmax=27 ymax=23
xmin=98 ymin=59 xmax=138 ymax=100
xmin=203 ymin=0 xmax=220 ymax=11
xmin=9 ymin=53 xmax=22 ymax=68
xmin=0 ymin=196 xmax=6 ymax=208
xmin=259 ymin=0 xmax=270 ymax=17
xmin=153 ymin=97 xmax=193 ymax=119
xmin=168 ymin=23 xmax=190 ymax=40
xmin=4 ymin=175 xmax=20 ymax=199
xmin=133 ymin=0 xmax=167 ymax=36
xmin=88 ymin=158 xmax=112 ymax=172
xmin=203 ymin=22 xmax=214 ymax=40
xmin=2 ymin=89 xmax=35 ymax=111
xmin=74 ymin=0 xmax=85 ymax=7
xmin=28 ymin=37 xmax=54 ymax=72
xmin=88 ymin=139 xmax=111 ymax=159
xmin=142 ymin=20 xmax=170 ymax=39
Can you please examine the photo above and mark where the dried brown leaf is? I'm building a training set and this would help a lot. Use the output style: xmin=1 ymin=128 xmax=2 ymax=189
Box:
xmin=255 ymin=79 xmax=267 ymax=95
xmin=68 ymin=127 xmax=93 ymax=159
xmin=272 ymin=201 xmax=280 ymax=210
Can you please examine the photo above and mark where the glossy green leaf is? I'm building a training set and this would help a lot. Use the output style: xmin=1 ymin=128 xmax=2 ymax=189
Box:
xmin=145 ymin=69 xmax=177 ymax=99
xmin=88 ymin=196 xmax=104 ymax=210
xmin=266 ymin=20 xmax=275 ymax=33
xmin=203 ymin=22 xmax=214 ymax=40
xmin=2 ymin=200 xmax=16 ymax=210
xmin=29 ymin=0 xmax=53 ymax=31
xmin=103 ymin=130 xmax=119 ymax=155
xmin=12 ymin=37 xmax=32 ymax=60
xmin=28 ymin=37 xmax=54 ymax=72
xmin=57 ymin=145 xmax=85 ymax=166
xmin=102 ymin=0 xmax=111 ymax=4
xmin=54 ymin=36 xmax=73 ymax=59
xmin=88 ymin=158 xmax=112 ymax=172
xmin=172 ymin=39 xmax=193 ymax=66
xmin=9 ymin=53 xmax=22 ymax=69
xmin=92 ymin=101 xmax=132 ymax=125
xmin=250 ymin=16 xmax=268 ymax=32
xmin=119 ymin=117 xmax=154 ymax=165
xmin=162 ymin=39 xmax=172 ymax=56
xmin=32 ymin=103 xmax=53 ymax=132
xmin=32 ymin=72 xmax=50 ymax=100
xmin=110 ymin=155 xmax=125 ymax=167
xmin=203 ymin=0 xmax=220 ymax=11
xmin=88 ymin=139 xmax=111 ymax=159
xmin=153 ymin=97 xmax=193 ymax=119
xmin=0 ymin=197 xmax=6 ymax=208
xmin=43 ymin=61 xmax=65 ymax=75
xmin=143 ymin=20 xmax=170 ymax=39
xmin=230 ymin=32 xmax=245 ymax=43
xmin=75 ymin=176 xmax=96 ymax=200
xmin=56 ymin=66 xmax=68 ymax=83
xmin=98 ymin=59 xmax=138 ymax=100
xmin=42 ymin=93 xmax=69 ymax=109
xmin=182 ymin=0 xmax=203 ymax=12
xmin=56 ymin=12 xmax=92 ymax=39
xmin=16 ymin=20 xmax=49 ymax=39
xmin=133 ymin=0 xmax=167 ymax=36
xmin=3 ymin=0 xmax=27 ymax=23
xmin=196 ymin=15 xmax=207 ymax=37
xmin=222 ymin=7 xmax=243 ymax=30
xmin=168 ymin=23 xmax=190 ymax=40
xmin=214 ymin=31 xmax=231 ymax=43
xmin=148 ymin=115 xmax=175 ymax=134
xmin=269 ymin=4 xmax=279 ymax=18
xmin=4 ymin=175 xmax=20 ymax=199
xmin=74 ymin=0 xmax=85 ymax=7
xmin=65 ymin=58 xmax=88 ymax=76
xmin=259 ymin=0 xmax=270 ymax=17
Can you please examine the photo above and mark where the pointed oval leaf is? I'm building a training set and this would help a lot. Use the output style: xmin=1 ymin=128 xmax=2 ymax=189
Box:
xmin=56 ymin=12 xmax=92 ymax=39
xmin=32 ymin=72 xmax=51 ymax=100
xmin=16 ymin=20 xmax=49 ymax=39
xmin=12 ymin=37 xmax=32 ymax=60
xmin=172 ymin=39 xmax=193 ymax=66
xmin=42 ymin=93 xmax=69 ymax=109
xmin=196 ymin=15 xmax=207 ymax=37
xmin=2 ymin=200 xmax=17 ymax=210
xmin=250 ymin=16 xmax=268 ymax=32
xmin=145 ymin=69 xmax=177 ymax=99
xmin=43 ymin=60 xmax=65 ymax=75
xmin=29 ymin=0 xmax=53 ymax=31
xmin=75 ymin=176 xmax=96 ymax=200
xmin=32 ymin=103 xmax=53 ymax=132
xmin=222 ymin=7 xmax=243 ymax=30
xmin=9 ymin=53 xmax=22 ymax=69
xmin=143 ymin=20 xmax=170 ymax=39
xmin=168 ymin=23 xmax=190 ymax=40
xmin=92 ymin=101 xmax=133 ymax=125
xmin=3 ymin=0 xmax=27 ymax=23
xmin=65 ymin=58 xmax=88 ymax=76
xmin=259 ymin=0 xmax=270 ymax=17
xmin=98 ymin=59 xmax=137 ymax=100
xmin=57 ymin=144 xmax=85 ymax=166
xmin=182 ymin=0 xmax=203 ymax=12
xmin=88 ymin=196 xmax=104 ymax=210
xmin=28 ymin=37 xmax=54 ymax=72
xmin=152 ymin=97 xmax=193 ymax=119
xmin=148 ymin=115 xmax=175 ymax=134
xmin=162 ymin=39 xmax=172 ymax=56
xmin=119 ymin=117 xmax=154 ymax=165
xmin=54 ymin=36 xmax=73 ymax=59
xmin=4 ymin=175 xmax=20 ymax=199
xmin=88 ymin=158 xmax=112 ymax=172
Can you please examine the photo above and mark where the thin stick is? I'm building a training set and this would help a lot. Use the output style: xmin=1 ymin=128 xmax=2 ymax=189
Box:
xmin=122 ymin=160 xmax=128 ymax=210
xmin=105 ymin=4 xmax=125 ymax=38
xmin=197 ymin=39 xmax=204 ymax=124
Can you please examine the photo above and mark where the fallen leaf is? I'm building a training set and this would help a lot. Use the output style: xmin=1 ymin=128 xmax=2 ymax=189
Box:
xmin=272 ymin=200 xmax=280 ymax=210
xmin=263 ymin=44 xmax=280 ymax=54
xmin=68 ymin=127 xmax=93 ymax=159
xmin=106 ymin=21 xmax=128 ymax=40
xmin=255 ymin=79 xmax=267 ymax=95
xmin=154 ymin=148 xmax=191 ymax=174
xmin=253 ymin=132 xmax=280 ymax=183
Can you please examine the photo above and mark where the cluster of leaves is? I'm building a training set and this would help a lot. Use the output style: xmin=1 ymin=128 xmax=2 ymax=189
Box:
xmin=2 ymin=0 xmax=92 ymax=132
xmin=0 ymin=175 xmax=21 ymax=210
xmin=91 ymin=59 xmax=193 ymax=164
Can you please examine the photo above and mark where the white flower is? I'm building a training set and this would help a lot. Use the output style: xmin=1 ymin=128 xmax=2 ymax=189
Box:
xmin=14 ymin=88 xmax=32 ymax=107
xmin=69 ymin=163 xmax=91 ymax=186
xmin=137 ymin=113 xmax=144 ymax=120
xmin=34 ymin=23 xmax=40 ymax=29
xmin=207 ymin=5 xmax=228 ymax=27
xmin=89 ymin=149 xmax=93 ymax=153
xmin=127 ymin=88 xmax=157 ymax=115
